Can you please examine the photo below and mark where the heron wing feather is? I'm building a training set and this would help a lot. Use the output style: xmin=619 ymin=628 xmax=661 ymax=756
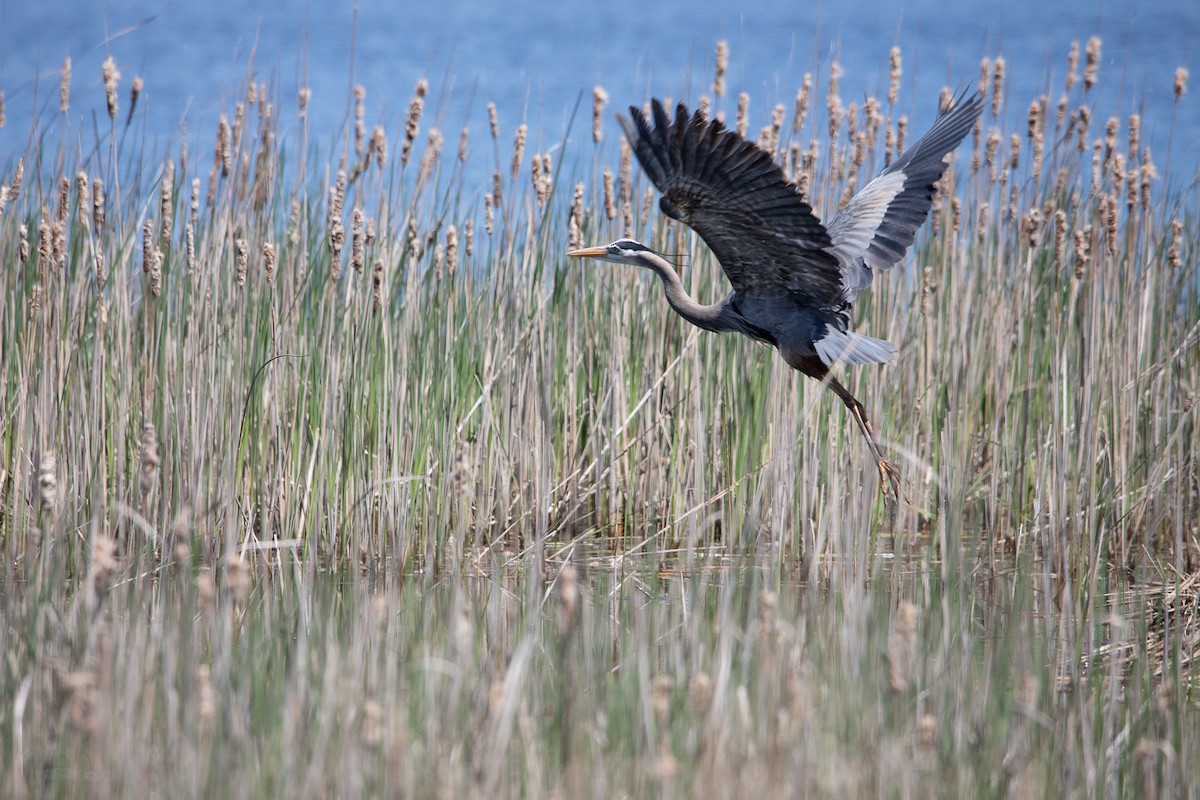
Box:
xmin=620 ymin=100 xmax=843 ymax=307
xmin=826 ymin=90 xmax=984 ymax=300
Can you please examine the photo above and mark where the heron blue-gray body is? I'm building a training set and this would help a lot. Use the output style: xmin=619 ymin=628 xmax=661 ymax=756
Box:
xmin=569 ymin=91 xmax=984 ymax=494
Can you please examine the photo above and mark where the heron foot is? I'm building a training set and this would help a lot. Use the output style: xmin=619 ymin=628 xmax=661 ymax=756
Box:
xmin=877 ymin=458 xmax=901 ymax=499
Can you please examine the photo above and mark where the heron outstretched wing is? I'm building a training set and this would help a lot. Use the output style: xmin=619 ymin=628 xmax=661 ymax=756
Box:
xmin=618 ymin=100 xmax=843 ymax=308
xmin=826 ymin=90 xmax=984 ymax=300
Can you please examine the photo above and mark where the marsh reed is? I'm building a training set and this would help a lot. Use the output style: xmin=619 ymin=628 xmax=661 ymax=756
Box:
xmin=0 ymin=37 xmax=1196 ymax=798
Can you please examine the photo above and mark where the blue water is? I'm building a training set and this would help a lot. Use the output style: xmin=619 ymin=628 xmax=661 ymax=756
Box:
xmin=1 ymin=0 xmax=1196 ymax=171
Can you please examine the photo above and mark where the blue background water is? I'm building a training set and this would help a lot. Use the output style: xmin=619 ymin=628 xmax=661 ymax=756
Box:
xmin=1 ymin=0 xmax=1196 ymax=174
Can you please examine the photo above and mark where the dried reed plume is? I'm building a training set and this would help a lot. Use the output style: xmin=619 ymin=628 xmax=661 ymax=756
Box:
xmin=139 ymin=422 xmax=160 ymax=502
xmin=75 ymin=171 xmax=88 ymax=230
xmin=102 ymin=56 xmax=120 ymax=120
xmin=446 ymin=224 xmax=458 ymax=278
xmin=1066 ymin=41 xmax=1080 ymax=91
xmin=1168 ymin=220 xmax=1183 ymax=269
xmin=372 ymin=259 xmax=384 ymax=308
xmin=142 ymin=219 xmax=154 ymax=273
xmin=991 ymin=57 xmax=1005 ymax=115
xmin=511 ymin=123 xmax=527 ymax=181
xmin=888 ymin=47 xmax=901 ymax=106
xmin=593 ymin=86 xmax=608 ymax=143
xmin=352 ymin=208 xmax=365 ymax=273
xmin=794 ymin=73 xmax=812 ymax=133
xmin=1175 ymin=67 xmax=1189 ymax=99
xmin=217 ymin=115 xmax=232 ymax=177
xmin=921 ymin=266 xmax=935 ymax=315
xmin=568 ymin=182 xmax=584 ymax=250
xmin=0 ymin=90 xmax=5 ymax=128
xmin=402 ymin=79 xmax=428 ymax=166
xmin=458 ymin=127 xmax=469 ymax=162
xmin=354 ymin=85 xmax=366 ymax=155
xmin=484 ymin=193 xmax=494 ymax=236
xmin=37 ymin=449 xmax=58 ymax=514
xmin=263 ymin=242 xmax=276 ymax=285
xmin=128 ymin=76 xmax=144 ymax=126
xmin=736 ymin=92 xmax=749 ymax=137
xmin=1084 ymin=37 xmax=1101 ymax=90
xmin=298 ymin=86 xmax=311 ymax=118
xmin=160 ymin=161 xmax=174 ymax=246
xmin=603 ymin=168 xmax=615 ymax=220
xmin=1054 ymin=209 xmax=1067 ymax=263
xmin=328 ymin=170 xmax=346 ymax=279
xmin=713 ymin=40 xmax=728 ymax=97
xmin=60 ymin=57 xmax=71 ymax=112
xmin=233 ymin=237 xmax=247 ymax=287
xmin=18 ymin=223 xmax=29 ymax=264
xmin=487 ymin=102 xmax=498 ymax=140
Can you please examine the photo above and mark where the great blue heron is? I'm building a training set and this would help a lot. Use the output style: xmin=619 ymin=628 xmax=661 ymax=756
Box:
xmin=569 ymin=90 xmax=984 ymax=495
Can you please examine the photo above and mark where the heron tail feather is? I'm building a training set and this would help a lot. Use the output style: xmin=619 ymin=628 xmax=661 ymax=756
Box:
xmin=814 ymin=329 xmax=897 ymax=366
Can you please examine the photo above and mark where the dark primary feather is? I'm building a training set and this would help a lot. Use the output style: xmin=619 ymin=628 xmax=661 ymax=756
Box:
xmin=619 ymin=92 xmax=984 ymax=311
xmin=618 ymin=100 xmax=844 ymax=308
xmin=827 ymin=90 xmax=984 ymax=298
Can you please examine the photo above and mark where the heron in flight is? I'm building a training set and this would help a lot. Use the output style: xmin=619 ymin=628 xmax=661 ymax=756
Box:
xmin=569 ymin=90 xmax=983 ymax=495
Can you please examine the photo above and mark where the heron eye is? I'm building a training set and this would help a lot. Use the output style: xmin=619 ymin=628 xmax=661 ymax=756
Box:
xmin=608 ymin=244 xmax=619 ymax=254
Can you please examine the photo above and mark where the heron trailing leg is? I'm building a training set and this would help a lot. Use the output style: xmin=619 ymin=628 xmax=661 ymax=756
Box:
xmin=794 ymin=355 xmax=901 ymax=497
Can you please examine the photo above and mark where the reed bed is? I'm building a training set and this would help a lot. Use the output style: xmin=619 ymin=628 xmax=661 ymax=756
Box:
xmin=0 ymin=39 xmax=1197 ymax=797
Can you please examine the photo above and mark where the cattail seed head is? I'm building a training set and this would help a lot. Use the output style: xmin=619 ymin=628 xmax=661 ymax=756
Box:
xmin=1054 ymin=210 xmax=1067 ymax=263
xmin=263 ymin=242 xmax=275 ymax=285
xmin=511 ymin=123 xmax=526 ymax=181
xmin=372 ymin=259 xmax=384 ymax=308
xmin=736 ymin=92 xmax=749 ymax=138
xmin=139 ymin=422 xmax=160 ymax=501
xmin=354 ymin=85 xmax=366 ymax=155
xmin=603 ymin=168 xmax=615 ymax=220
xmin=60 ymin=57 xmax=72 ymax=112
xmin=102 ymin=56 xmax=120 ymax=119
xmin=160 ymin=161 xmax=174 ymax=246
xmin=216 ymin=115 xmax=232 ymax=177
xmin=1066 ymin=41 xmax=1080 ymax=91
xmin=592 ymin=86 xmax=608 ymax=143
xmin=1168 ymin=220 xmax=1183 ymax=269
xmin=235 ymin=238 xmax=248 ymax=287
xmin=142 ymin=219 xmax=155 ymax=273
xmin=991 ymin=57 xmax=1005 ymax=115
xmin=713 ymin=40 xmax=729 ymax=97
xmin=75 ymin=171 xmax=89 ymax=229
xmin=888 ymin=47 xmax=901 ymax=106
xmin=149 ymin=249 xmax=163 ymax=297
xmin=1084 ymin=37 xmax=1101 ymax=90
xmin=446 ymin=224 xmax=458 ymax=278
xmin=127 ymin=76 xmax=144 ymax=125
xmin=402 ymin=80 xmax=428 ymax=166
xmin=351 ymin=208 xmax=365 ymax=273
xmin=794 ymin=74 xmax=812 ymax=133
xmin=37 ymin=450 xmax=58 ymax=514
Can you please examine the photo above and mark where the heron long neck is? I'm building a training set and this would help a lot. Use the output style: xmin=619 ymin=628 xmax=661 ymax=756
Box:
xmin=643 ymin=251 xmax=733 ymax=333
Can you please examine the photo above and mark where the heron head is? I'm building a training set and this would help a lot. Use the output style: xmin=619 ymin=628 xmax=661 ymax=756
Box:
xmin=567 ymin=239 xmax=656 ymax=266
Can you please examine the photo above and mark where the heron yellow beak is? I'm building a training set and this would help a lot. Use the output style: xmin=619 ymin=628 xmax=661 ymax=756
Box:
xmin=567 ymin=246 xmax=609 ymax=259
